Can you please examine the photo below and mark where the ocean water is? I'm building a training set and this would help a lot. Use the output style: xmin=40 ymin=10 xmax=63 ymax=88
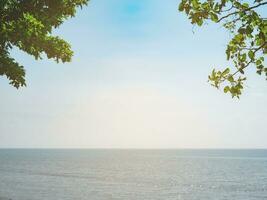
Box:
xmin=0 ymin=149 xmax=267 ymax=200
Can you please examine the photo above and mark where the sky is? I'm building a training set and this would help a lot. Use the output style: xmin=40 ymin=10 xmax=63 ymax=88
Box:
xmin=0 ymin=0 xmax=267 ymax=148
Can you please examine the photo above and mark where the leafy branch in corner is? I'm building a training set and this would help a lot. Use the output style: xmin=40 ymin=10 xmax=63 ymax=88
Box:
xmin=0 ymin=0 xmax=89 ymax=88
xmin=179 ymin=0 xmax=267 ymax=98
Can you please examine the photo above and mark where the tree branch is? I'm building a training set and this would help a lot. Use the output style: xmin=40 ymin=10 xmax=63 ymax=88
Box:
xmin=218 ymin=1 xmax=267 ymax=22
xmin=231 ymin=42 xmax=267 ymax=77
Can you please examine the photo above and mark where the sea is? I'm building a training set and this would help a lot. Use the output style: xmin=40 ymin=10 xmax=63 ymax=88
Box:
xmin=0 ymin=149 xmax=266 ymax=200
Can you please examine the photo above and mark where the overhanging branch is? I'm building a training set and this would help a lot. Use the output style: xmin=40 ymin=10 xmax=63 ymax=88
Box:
xmin=218 ymin=1 xmax=267 ymax=22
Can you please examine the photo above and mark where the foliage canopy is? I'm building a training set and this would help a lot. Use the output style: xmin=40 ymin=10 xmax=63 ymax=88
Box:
xmin=1 ymin=0 xmax=266 ymax=98
xmin=179 ymin=0 xmax=267 ymax=98
xmin=0 ymin=0 xmax=88 ymax=88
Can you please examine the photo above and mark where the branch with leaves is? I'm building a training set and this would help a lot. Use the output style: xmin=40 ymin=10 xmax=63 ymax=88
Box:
xmin=0 ymin=0 xmax=89 ymax=88
xmin=179 ymin=0 xmax=267 ymax=98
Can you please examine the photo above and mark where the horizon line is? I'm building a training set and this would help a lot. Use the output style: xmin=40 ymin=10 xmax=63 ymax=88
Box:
xmin=0 ymin=147 xmax=267 ymax=150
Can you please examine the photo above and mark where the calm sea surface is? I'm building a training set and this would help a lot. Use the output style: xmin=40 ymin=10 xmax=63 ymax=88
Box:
xmin=0 ymin=149 xmax=267 ymax=200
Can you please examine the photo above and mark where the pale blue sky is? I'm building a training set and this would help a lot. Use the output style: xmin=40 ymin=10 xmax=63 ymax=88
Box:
xmin=0 ymin=0 xmax=266 ymax=148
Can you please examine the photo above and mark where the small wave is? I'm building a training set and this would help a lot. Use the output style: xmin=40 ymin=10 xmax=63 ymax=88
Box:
xmin=1 ymin=167 xmax=100 ymax=181
xmin=0 ymin=197 xmax=12 ymax=200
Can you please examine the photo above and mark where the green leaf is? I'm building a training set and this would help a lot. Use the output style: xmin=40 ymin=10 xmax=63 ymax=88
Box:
xmin=197 ymin=19 xmax=203 ymax=26
xmin=227 ymin=76 xmax=234 ymax=82
xmin=210 ymin=13 xmax=218 ymax=22
xmin=222 ymin=68 xmax=230 ymax=76
xmin=224 ymin=86 xmax=230 ymax=93
xmin=248 ymin=50 xmax=254 ymax=60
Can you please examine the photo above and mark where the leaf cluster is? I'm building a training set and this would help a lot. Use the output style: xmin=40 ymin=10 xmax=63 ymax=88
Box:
xmin=0 ymin=0 xmax=88 ymax=88
xmin=179 ymin=0 xmax=267 ymax=98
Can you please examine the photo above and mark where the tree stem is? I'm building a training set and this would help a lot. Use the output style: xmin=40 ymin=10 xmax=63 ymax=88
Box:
xmin=218 ymin=1 xmax=267 ymax=22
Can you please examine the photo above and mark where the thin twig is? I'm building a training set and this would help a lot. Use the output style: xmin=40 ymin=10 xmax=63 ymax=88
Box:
xmin=231 ymin=42 xmax=267 ymax=77
xmin=218 ymin=1 xmax=267 ymax=22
